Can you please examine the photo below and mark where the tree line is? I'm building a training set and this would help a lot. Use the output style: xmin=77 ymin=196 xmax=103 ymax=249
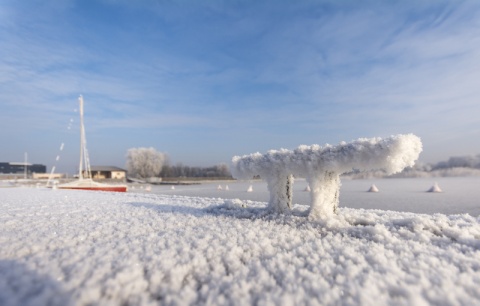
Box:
xmin=159 ymin=163 xmax=231 ymax=178
xmin=126 ymin=147 xmax=231 ymax=179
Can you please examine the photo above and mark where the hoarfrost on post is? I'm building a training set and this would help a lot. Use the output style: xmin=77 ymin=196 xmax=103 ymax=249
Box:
xmin=231 ymin=134 xmax=422 ymax=218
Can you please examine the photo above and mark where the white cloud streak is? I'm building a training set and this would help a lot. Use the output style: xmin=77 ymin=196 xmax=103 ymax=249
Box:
xmin=1 ymin=0 xmax=479 ymax=168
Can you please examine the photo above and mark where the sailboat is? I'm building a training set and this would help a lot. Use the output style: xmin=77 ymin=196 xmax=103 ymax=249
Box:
xmin=57 ymin=96 xmax=128 ymax=192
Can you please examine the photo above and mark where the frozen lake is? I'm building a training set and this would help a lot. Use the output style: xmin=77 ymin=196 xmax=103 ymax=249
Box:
xmin=132 ymin=177 xmax=480 ymax=216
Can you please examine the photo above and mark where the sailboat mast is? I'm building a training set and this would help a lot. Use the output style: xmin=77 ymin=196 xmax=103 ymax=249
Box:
xmin=78 ymin=95 xmax=84 ymax=180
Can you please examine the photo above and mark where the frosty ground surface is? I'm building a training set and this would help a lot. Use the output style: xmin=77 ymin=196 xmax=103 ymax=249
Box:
xmin=1 ymin=185 xmax=480 ymax=305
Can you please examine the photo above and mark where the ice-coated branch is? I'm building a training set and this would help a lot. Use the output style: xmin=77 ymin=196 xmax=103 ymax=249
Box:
xmin=231 ymin=134 xmax=422 ymax=218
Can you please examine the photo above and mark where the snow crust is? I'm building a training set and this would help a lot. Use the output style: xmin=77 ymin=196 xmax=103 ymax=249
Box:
xmin=232 ymin=134 xmax=422 ymax=217
xmin=1 ymin=188 xmax=479 ymax=305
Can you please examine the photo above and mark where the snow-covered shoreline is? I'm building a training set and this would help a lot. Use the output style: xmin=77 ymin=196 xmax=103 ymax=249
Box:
xmin=1 ymin=188 xmax=480 ymax=305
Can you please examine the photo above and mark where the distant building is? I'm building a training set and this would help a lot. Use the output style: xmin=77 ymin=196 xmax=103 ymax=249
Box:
xmin=32 ymin=173 xmax=65 ymax=180
xmin=87 ymin=166 xmax=127 ymax=181
xmin=0 ymin=162 xmax=46 ymax=176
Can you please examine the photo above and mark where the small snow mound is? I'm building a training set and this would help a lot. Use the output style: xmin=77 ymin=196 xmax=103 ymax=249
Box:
xmin=304 ymin=185 xmax=311 ymax=192
xmin=225 ymin=185 xmax=229 ymax=191
xmin=171 ymin=185 xmax=175 ymax=190
xmin=427 ymin=182 xmax=442 ymax=193
xmin=247 ymin=185 xmax=253 ymax=192
xmin=223 ymin=198 xmax=247 ymax=209
xmin=368 ymin=184 xmax=379 ymax=193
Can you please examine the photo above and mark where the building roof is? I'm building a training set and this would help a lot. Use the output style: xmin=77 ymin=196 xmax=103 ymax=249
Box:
xmin=90 ymin=166 xmax=126 ymax=172
xmin=8 ymin=162 xmax=33 ymax=166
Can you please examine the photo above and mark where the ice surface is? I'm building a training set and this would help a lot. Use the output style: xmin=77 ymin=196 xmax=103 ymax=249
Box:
xmin=146 ymin=177 xmax=480 ymax=216
xmin=1 ymin=183 xmax=480 ymax=305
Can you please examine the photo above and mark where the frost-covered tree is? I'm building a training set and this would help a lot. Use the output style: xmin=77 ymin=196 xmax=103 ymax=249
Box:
xmin=232 ymin=134 xmax=422 ymax=219
xmin=126 ymin=147 xmax=166 ymax=179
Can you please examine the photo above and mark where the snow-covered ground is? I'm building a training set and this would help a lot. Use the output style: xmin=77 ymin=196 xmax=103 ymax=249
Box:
xmin=1 ymin=178 xmax=480 ymax=305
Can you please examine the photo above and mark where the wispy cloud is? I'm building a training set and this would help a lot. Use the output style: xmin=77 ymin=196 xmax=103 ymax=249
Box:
xmin=1 ymin=0 xmax=480 ymax=169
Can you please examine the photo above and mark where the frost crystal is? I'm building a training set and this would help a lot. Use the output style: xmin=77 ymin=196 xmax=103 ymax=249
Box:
xmin=231 ymin=134 xmax=422 ymax=218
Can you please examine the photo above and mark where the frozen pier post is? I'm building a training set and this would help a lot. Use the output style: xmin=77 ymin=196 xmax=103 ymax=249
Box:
xmin=231 ymin=134 xmax=422 ymax=219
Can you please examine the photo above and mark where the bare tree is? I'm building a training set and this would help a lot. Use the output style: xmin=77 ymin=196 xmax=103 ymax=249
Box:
xmin=126 ymin=147 xmax=166 ymax=179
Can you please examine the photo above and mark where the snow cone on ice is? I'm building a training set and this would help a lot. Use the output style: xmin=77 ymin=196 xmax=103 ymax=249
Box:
xmin=368 ymin=184 xmax=379 ymax=193
xmin=428 ymin=182 xmax=442 ymax=193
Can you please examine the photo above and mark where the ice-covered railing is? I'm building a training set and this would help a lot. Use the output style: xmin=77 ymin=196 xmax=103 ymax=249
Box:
xmin=231 ymin=134 xmax=422 ymax=218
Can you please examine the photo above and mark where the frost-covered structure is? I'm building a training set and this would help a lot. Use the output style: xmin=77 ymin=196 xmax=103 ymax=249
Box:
xmin=231 ymin=134 xmax=422 ymax=218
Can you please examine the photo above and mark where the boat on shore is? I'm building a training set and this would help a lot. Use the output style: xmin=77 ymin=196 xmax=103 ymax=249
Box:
xmin=57 ymin=96 xmax=127 ymax=193
xmin=57 ymin=179 xmax=127 ymax=192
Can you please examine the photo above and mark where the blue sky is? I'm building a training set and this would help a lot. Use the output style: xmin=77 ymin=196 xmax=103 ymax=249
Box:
xmin=1 ymin=0 xmax=480 ymax=174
